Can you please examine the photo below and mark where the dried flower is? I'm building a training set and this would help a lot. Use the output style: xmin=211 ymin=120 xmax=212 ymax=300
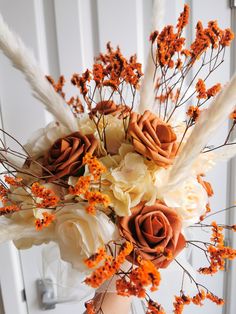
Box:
xmin=206 ymin=83 xmax=221 ymax=97
xmin=196 ymin=79 xmax=207 ymax=99
xmin=220 ymin=28 xmax=234 ymax=47
xmin=176 ymin=4 xmax=190 ymax=34
xmin=0 ymin=205 xmax=20 ymax=216
xmin=85 ymin=242 xmax=133 ymax=288
xmin=187 ymin=106 xmax=201 ymax=121
xmin=35 ymin=212 xmax=55 ymax=230
xmin=4 ymin=176 xmax=23 ymax=187
xmin=83 ymin=153 xmax=106 ymax=181
xmin=31 ymin=182 xmax=59 ymax=208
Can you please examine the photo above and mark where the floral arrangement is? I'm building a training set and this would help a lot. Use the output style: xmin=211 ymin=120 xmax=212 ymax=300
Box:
xmin=1 ymin=4 xmax=236 ymax=314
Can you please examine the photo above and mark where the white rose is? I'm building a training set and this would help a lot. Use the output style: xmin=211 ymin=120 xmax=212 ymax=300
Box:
xmin=161 ymin=177 xmax=208 ymax=227
xmin=24 ymin=121 xmax=72 ymax=158
xmin=9 ymin=183 xmax=64 ymax=249
xmin=24 ymin=116 xmax=97 ymax=159
xmin=9 ymin=206 xmax=55 ymax=249
xmin=55 ymin=203 xmax=118 ymax=272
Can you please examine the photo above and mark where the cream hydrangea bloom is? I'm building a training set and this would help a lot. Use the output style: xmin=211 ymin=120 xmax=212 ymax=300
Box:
xmin=101 ymin=144 xmax=158 ymax=216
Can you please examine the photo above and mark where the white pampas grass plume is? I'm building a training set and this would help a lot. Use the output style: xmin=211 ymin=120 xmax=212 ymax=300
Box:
xmin=138 ymin=0 xmax=165 ymax=113
xmin=0 ymin=14 xmax=78 ymax=132
xmin=164 ymin=74 xmax=236 ymax=192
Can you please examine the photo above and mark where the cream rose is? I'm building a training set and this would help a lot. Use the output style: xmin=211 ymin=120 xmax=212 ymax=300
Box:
xmin=55 ymin=203 xmax=118 ymax=271
xmin=160 ymin=177 xmax=208 ymax=226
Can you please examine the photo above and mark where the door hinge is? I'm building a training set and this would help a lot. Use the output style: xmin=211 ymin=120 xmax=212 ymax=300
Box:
xmin=230 ymin=0 xmax=236 ymax=8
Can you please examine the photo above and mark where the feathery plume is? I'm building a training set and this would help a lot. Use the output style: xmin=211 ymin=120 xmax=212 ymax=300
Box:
xmin=0 ymin=14 xmax=78 ymax=132
xmin=138 ymin=0 xmax=165 ymax=113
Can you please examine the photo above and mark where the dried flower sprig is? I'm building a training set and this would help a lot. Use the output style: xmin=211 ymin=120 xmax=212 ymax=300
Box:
xmin=150 ymin=4 xmax=233 ymax=130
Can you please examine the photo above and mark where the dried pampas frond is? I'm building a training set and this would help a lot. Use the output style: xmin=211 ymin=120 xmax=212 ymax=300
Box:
xmin=138 ymin=0 xmax=165 ymax=113
xmin=0 ymin=14 xmax=78 ymax=132
xmin=165 ymin=74 xmax=236 ymax=191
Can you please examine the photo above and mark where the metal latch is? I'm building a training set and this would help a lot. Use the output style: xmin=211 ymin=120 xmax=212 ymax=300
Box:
xmin=36 ymin=279 xmax=57 ymax=310
xmin=231 ymin=0 xmax=236 ymax=8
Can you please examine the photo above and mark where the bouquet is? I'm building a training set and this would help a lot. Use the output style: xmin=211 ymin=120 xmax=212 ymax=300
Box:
xmin=0 ymin=4 xmax=236 ymax=313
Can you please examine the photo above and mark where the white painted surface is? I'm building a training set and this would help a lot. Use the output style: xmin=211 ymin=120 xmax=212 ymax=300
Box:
xmin=0 ymin=0 xmax=234 ymax=313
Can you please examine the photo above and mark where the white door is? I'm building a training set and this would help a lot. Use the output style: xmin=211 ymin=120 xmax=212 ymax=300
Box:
xmin=0 ymin=0 xmax=234 ymax=313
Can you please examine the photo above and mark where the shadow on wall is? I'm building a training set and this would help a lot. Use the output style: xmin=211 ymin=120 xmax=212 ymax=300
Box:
xmin=0 ymin=286 xmax=4 ymax=314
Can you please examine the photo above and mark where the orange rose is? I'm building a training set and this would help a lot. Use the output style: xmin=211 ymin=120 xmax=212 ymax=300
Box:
xmin=118 ymin=202 xmax=185 ymax=268
xmin=128 ymin=110 xmax=177 ymax=166
xmin=43 ymin=132 xmax=98 ymax=181
xmin=90 ymin=101 xmax=130 ymax=118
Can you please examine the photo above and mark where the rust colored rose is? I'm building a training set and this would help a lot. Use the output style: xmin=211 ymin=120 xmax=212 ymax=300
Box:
xmin=118 ymin=202 xmax=185 ymax=268
xmin=90 ymin=101 xmax=130 ymax=119
xmin=43 ymin=132 xmax=98 ymax=181
xmin=128 ymin=110 xmax=177 ymax=167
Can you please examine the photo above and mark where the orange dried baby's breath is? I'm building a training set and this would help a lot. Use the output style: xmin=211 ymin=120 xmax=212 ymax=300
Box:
xmin=85 ymin=300 xmax=96 ymax=314
xmin=220 ymin=28 xmax=234 ymax=47
xmin=85 ymin=241 xmax=133 ymax=289
xmin=69 ymin=176 xmax=91 ymax=195
xmin=191 ymin=290 xmax=206 ymax=306
xmin=4 ymin=175 xmax=23 ymax=187
xmin=206 ymin=293 xmax=224 ymax=306
xmin=196 ymin=79 xmax=207 ymax=99
xmin=0 ymin=205 xmax=20 ymax=216
xmin=173 ymin=294 xmax=191 ymax=314
xmin=83 ymin=153 xmax=106 ymax=181
xmin=46 ymin=75 xmax=66 ymax=98
xmin=31 ymin=182 xmax=59 ymax=208
xmin=206 ymin=83 xmax=221 ymax=97
xmin=176 ymin=4 xmax=190 ymax=35
xmin=117 ymin=255 xmax=161 ymax=298
xmin=35 ymin=212 xmax=55 ymax=231
xmin=84 ymin=247 xmax=107 ymax=268
xmin=149 ymin=30 xmax=159 ymax=43
xmin=0 ymin=184 xmax=8 ymax=203
xmin=146 ymin=300 xmax=165 ymax=314
xmin=85 ymin=191 xmax=110 ymax=208
xmin=187 ymin=106 xmax=201 ymax=121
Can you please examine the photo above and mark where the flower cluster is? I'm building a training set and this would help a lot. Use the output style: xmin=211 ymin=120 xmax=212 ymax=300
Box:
xmin=173 ymin=290 xmax=224 ymax=314
xmin=85 ymin=242 xmax=133 ymax=288
xmin=35 ymin=212 xmax=55 ymax=231
xmin=116 ymin=257 xmax=161 ymax=298
xmin=0 ymin=4 xmax=236 ymax=314
xmin=198 ymin=222 xmax=236 ymax=275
